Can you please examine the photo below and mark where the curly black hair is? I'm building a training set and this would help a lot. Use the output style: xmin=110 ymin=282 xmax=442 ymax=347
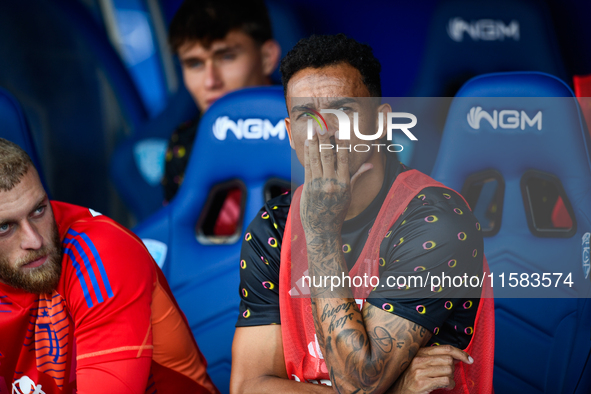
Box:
xmin=168 ymin=0 xmax=273 ymax=52
xmin=280 ymin=34 xmax=382 ymax=97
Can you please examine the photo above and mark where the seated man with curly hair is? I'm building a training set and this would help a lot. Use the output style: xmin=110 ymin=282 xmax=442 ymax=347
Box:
xmin=231 ymin=34 xmax=494 ymax=394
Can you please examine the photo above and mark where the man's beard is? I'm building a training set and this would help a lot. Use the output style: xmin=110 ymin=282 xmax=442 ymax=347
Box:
xmin=0 ymin=221 xmax=62 ymax=294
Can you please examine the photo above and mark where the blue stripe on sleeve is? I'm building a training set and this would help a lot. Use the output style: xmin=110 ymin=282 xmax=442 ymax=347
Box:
xmin=68 ymin=229 xmax=114 ymax=298
xmin=64 ymin=234 xmax=104 ymax=304
xmin=63 ymin=248 xmax=93 ymax=308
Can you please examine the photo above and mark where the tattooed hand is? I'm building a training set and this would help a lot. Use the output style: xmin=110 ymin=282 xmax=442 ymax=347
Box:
xmin=388 ymin=345 xmax=474 ymax=394
xmin=300 ymin=121 xmax=438 ymax=394
xmin=300 ymin=124 xmax=373 ymax=238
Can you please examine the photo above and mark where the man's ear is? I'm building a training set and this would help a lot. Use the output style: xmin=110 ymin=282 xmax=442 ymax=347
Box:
xmin=285 ymin=117 xmax=295 ymax=149
xmin=261 ymin=39 xmax=281 ymax=77
xmin=377 ymin=102 xmax=392 ymax=140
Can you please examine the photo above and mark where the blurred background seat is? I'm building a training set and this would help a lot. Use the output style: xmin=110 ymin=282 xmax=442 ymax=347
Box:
xmin=109 ymin=0 xmax=306 ymax=223
xmin=0 ymin=0 xmax=148 ymax=224
xmin=133 ymin=86 xmax=292 ymax=393
xmin=0 ymin=88 xmax=48 ymax=191
xmin=431 ymin=71 xmax=591 ymax=394
xmin=407 ymin=0 xmax=568 ymax=175
xmin=3 ymin=1 xmax=591 ymax=391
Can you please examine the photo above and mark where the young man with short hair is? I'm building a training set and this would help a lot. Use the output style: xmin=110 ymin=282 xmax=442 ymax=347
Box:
xmin=162 ymin=0 xmax=280 ymax=202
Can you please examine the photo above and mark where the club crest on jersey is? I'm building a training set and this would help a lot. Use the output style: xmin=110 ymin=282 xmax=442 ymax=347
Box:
xmin=12 ymin=376 xmax=45 ymax=394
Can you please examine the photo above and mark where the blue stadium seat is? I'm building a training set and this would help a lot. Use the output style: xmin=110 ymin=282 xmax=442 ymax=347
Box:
xmin=133 ymin=86 xmax=292 ymax=393
xmin=0 ymin=0 xmax=147 ymax=223
xmin=409 ymin=0 xmax=568 ymax=176
xmin=0 ymin=88 xmax=48 ymax=191
xmin=110 ymin=0 xmax=306 ymax=222
xmin=110 ymin=87 xmax=197 ymax=222
xmin=106 ymin=0 xmax=173 ymax=118
xmin=546 ymin=0 xmax=591 ymax=78
xmin=291 ymin=0 xmax=438 ymax=97
xmin=431 ymin=72 xmax=591 ymax=393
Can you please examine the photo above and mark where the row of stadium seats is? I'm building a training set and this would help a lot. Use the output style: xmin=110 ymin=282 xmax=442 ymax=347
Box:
xmin=3 ymin=0 xmax=591 ymax=224
xmin=114 ymin=0 xmax=575 ymax=223
xmin=0 ymin=0 xmax=304 ymax=224
xmin=3 ymin=51 xmax=591 ymax=394
xmin=126 ymin=72 xmax=591 ymax=393
xmin=2 ymin=1 xmax=591 ymax=393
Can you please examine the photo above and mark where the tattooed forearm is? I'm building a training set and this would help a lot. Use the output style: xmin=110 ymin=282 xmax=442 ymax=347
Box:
xmin=302 ymin=178 xmax=432 ymax=393
xmin=311 ymin=299 xmax=328 ymax=354
xmin=370 ymin=327 xmax=394 ymax=354
xmin=321 ymin=302 xmax=357 ymax=321
xmin=306 ymin=235 xmax=348 ymax=285
xmin=306 ymin=238 xmax=431 ymax=393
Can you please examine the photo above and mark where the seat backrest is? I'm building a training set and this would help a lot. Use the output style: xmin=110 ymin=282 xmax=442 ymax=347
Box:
xmin=289 ymin=0 xmax=439 ymax=97
xmin=100 ymin=0 xmax=174 ymax=118
xmin=0 ymin=87 xmax=48 ymax=191
xmin=545 ymin=0 xmax=591 ymax=77
xmin=409 ymin=0 xmax=568 ymax=175
xmin=431 ymin=72 xmax=591 ymax=393
xmin=134 ymin=86 xmax=292 ymax=393
xmin=414 ymin=0 xmax=567 ymax=97
xmin=0 ymin=0 xmax=147 ymax=223
xmin=110 ymin=87 xmax=197 ymax=222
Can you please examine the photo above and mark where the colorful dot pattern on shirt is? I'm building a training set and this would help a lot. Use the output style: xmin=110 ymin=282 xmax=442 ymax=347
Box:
xmin=163 ymin=118 xmax=198 ymax=203
xmin=370 ymin=189 xmax=483 ymax=349
xmin=237 ymin=179 xmax=483 ymax=349
xmin=423 ymin=240 xmax=436 ymax=250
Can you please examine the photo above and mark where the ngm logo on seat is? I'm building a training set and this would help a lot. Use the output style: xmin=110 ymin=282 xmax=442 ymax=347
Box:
xmin=213 ymin=116 xmax=286 ymax=140
xmin=467 ymin=107 xmax=542 ymax=131
xmin=447 ymin=17 xmax=520 ymax=42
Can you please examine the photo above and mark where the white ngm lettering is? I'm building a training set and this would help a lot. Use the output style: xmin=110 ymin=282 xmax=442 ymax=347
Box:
xmin=447 ymin=17 xmax=520 ymax=42
xmin=467 ymin=106 xmax=542 ymax=131
xmin=499 ymin=110 xmax=519 ymax=129
xmin=212 ymin=116 xmax=286 ymax=140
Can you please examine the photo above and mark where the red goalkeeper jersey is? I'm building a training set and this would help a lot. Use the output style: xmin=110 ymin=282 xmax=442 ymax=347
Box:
xmin=0 ymin=201 xmax=218 ymax=394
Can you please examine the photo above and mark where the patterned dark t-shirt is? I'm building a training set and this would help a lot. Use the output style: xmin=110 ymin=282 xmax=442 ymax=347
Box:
xmin=162 ymin=117 xmax=199 ymax=203
xmin=236 ymin=155 xmax=484 ymax=348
